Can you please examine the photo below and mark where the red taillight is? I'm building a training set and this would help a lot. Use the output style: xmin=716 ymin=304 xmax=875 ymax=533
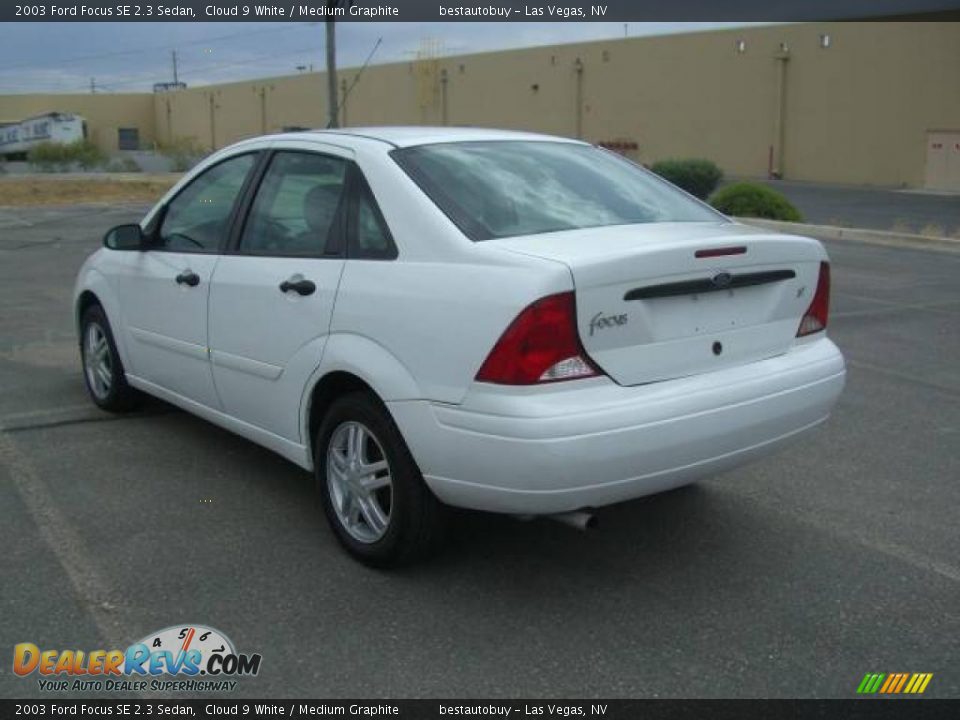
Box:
xmin=797 ymin=262 xmax=830 ymax=337
xmin=475 ymin=292 xmax=601 ymax=385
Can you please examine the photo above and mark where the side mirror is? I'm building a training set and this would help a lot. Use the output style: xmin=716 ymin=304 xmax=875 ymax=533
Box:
xmin=103 ymin=224 xmax=145 ymax=251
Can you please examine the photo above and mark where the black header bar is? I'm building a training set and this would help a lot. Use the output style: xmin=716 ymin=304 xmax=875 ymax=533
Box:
xmin=3 ymin=0 xmax=960 ymax=22
xmin=2 ymin=700 xmax=958 ymax=719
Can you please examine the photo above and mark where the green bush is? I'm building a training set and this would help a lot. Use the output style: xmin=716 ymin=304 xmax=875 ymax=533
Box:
xmin=650 ymin=158 xmax=723 ymax=200
xmin=157 ymin=137 xmax=206 ymax=172
xmin=27 ymin=140 xmax=106 ymax=172
xmin=72 ymin=140 xmax=107 ymax=171
xmin=709 ymin=182 xmax=803 ymax=222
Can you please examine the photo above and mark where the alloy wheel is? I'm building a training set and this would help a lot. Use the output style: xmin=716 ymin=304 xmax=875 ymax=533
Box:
xmin=326 ymin=421 xmax=393 ymax=543
xmin=83 ymin=322 xmax=112 ymax=400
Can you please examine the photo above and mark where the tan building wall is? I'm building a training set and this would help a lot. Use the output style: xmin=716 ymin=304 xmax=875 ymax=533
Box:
xmin=0 ymin=93 xmax=155 ymax=152
xmin=2 ymin=22 xmax=958 ymax=187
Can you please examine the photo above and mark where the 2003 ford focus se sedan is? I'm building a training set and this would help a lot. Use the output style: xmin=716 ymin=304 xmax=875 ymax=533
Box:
xmin=74 ymin=127 xmax=845 ymax=566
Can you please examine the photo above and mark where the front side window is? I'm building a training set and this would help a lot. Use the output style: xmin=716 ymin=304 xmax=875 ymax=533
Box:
xmin=239 ymin=151 xmax=348 ymax=256
xmin=158 ymin=153 xmax=256 ymax=252
xmin=392 ymin=141 xmax=723 ymax=241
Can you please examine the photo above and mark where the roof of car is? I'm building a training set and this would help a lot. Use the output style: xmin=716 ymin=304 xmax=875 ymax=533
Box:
xmin=288 ymin=126 xmax=585 ymax=148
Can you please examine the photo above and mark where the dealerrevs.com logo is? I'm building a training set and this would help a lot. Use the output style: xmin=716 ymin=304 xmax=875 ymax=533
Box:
xmin=14 ymin=624 xmax=261 ymax=693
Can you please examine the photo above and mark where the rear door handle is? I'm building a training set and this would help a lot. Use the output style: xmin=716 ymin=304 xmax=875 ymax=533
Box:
xmin=279 ymin=277 xmax=316 ymax=296
xmin=175 ymin=270 xmax=200 ymax=287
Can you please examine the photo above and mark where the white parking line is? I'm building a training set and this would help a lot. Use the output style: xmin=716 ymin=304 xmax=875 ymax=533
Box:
xmin=0 ymin=404 xmax=95 ymax=427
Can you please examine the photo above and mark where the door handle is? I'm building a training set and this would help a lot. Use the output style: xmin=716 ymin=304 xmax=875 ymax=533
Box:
xmin=176 ymin=270 xmax=200 ymax=287
xmin=279 ymin=277 xmax=316 ymax=296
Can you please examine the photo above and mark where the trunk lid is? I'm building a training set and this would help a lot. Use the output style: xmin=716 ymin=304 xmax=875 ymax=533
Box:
xmin=489 ymin=222 xmax=826 ymax=386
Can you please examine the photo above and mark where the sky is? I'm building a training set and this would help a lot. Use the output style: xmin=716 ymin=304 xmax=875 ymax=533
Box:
xmin=0 ymin=22 xmax=775 ymax=94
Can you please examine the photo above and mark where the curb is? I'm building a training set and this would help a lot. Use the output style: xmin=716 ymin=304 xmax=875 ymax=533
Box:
xmin=735 ymin=217 xmax=960 ymax=254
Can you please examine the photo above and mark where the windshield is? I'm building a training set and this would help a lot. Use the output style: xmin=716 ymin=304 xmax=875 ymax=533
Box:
xmin=392 ymin=141 xmax=724 ymax=241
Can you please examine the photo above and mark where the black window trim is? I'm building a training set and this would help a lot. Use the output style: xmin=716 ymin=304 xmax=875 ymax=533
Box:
xmin=146 ymin=150 xmax=263 ymax=255
xmin=226 ymin=148 xmax=350 ymax=260
xmin=390 ymin=145 xmax=488 ymax=242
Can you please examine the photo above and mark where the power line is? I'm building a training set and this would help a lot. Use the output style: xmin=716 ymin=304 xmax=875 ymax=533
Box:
xmin=92 ymin=45 xmax=324 ymax=91
xmin=56 ymin=46 xmax=324 ymax=90
xmin=0 ymin=42 xmax=325 ymax=94
xmin=0 ymin=23 xmax=316 ymax=73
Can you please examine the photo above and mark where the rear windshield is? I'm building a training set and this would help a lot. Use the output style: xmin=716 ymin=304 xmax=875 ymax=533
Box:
xmin=391 ymin=141 xmax=723 ymax=241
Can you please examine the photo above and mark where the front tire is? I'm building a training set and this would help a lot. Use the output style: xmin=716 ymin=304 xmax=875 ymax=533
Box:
xmin=315 ymin=391 xmax=447 ymax=567
xmin=80 ymin=304 xmax=141 ymax=412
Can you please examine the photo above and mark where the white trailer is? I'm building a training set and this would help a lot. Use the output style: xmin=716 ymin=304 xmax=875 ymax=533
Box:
xmin=0 ymin=112 xmax=87 ymax=158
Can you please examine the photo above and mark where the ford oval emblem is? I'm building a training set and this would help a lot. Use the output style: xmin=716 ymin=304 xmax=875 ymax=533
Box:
xmin=712 ymin=272 xmax=733 ymax=289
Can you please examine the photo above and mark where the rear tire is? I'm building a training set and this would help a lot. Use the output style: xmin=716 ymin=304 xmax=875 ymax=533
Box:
xmin=315 ymin=391 xmax=447 ymax=567
xmin=80 ymin=304 xmax=141 ymax=412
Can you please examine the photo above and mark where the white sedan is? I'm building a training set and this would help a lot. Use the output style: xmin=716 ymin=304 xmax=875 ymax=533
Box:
xmin=74 ymin=127 xmax=845 ymax=566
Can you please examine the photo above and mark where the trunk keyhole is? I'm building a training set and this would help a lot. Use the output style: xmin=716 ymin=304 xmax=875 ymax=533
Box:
xmin=712 ymin=341 xmax=723 ymax=356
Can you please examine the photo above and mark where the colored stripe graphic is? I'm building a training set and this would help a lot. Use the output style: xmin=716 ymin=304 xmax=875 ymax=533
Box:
xmin=857 ymin=672 xmax=933 ymax=694
xmin=857 ymin=673 xmax=886 ymax=694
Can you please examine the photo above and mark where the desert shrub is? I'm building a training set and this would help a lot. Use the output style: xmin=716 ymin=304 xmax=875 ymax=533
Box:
xmin=28 ymin=142 xmax=72 ymax=172
xmin=709 ymin=182 xmax=803 ymax=222
xmin=27 ymin=140 xmax=106 ymax=172
xmin=66 ymin=140 xmax=107 ymax=170
xmin=650 ymin=158 xmax=723 ymax=200
xmin=72 ymin=140 xmax=107 ymax=171
xmin=157 ymin=137 xmax=206 ymax=172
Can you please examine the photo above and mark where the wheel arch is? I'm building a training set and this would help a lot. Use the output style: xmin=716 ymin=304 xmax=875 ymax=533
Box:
xmin=75 ymin=289 xmax=102 ymax=337
xmin=305 ymin=371 xmax=377 ymax=465
xmin=74 ymin=268 xmax=132 ymax=370
xmin=300 ymin=334 xmax=424 ymax=468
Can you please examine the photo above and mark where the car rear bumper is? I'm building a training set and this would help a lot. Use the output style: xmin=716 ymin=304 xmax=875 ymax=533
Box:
xmin=388 ymin=337 xmax=845 ymax=514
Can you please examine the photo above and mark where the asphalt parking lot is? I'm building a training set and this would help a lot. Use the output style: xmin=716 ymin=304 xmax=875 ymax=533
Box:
xmin=752 ymin=180 xmax=960 ymax=236
xmin=0 ymin=203 xmax=958 ymax=699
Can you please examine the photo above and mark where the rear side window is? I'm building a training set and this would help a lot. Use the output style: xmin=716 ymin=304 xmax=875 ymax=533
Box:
xmin=392 ymin=141 xmax=722 ymax=241
xmin=239 ymin=151 xmax=348 ymax=257
xmin=348 ymin=173 xmax=397 ymax=260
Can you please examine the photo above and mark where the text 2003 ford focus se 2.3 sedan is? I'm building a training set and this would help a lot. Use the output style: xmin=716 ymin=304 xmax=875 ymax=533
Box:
xmin=73 ymin=127 xmax=845 ymax=566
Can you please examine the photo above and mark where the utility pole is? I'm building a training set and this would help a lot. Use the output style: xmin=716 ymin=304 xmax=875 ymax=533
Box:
xmin=573 ymin=58 xmax=584 ymax=139
xmin=324 ymin=1 xmax=354 ymax=128
xmin=325 ymin=13 xmax=338 ymax=128
xmin=89 ymin=78 xmax=96 ymax=94
xmin=172 ymin=50 xmax=179 ymax=85
xmin=259 ymin=86 xmax=267 ymax=134
xmin=206 ymin=91 xmax=217 ymax=150
xmin=440 ymin=68 xmax=449 ymax=126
